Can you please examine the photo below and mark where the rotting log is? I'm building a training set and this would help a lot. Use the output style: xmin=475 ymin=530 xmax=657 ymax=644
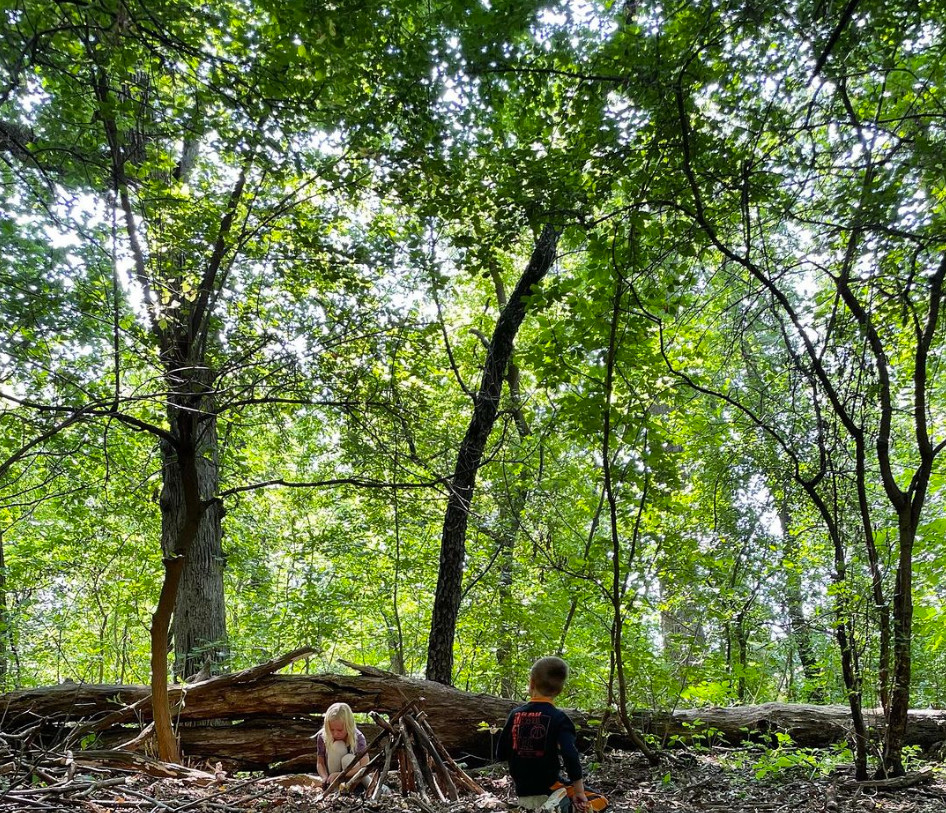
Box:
xmin=3 ymin=659 xmax=946 ymax=773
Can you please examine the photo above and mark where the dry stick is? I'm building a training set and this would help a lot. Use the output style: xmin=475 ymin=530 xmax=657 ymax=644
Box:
xmin=403 ymin=714 xmax=458 ymax=800
xmin=369 ymin=710 xmax=397 ymax=735
xmin=403 ymin=716 xmax=444 ymax=802
xmin=3 ymin=776 xmax=130 ymax=796
xmin=343 ymin=752 xmax=384 ymax=794
xmin=119 ymin=786 xmax=179 ymax=811
xmin=382 ymin=697 xmax=426 ymax=795
xmin=67 ymin=691 xmax=168 ymax=744
xmin=367 ymin=711 xmax=398 ymax=797
xmin=409 ymin=794 xmax=438 ymax=813
xmin=370 ymin=735 xmax=397 ymax=800
xmin=398 ymin=717 xmax=430 ymax=801
xmin=842 ymin=769 xmax=934 ymax=791
xmin=115 ymin=720 xmax=155 ymax=751
xmin=397 ymin=736 xmax=413 ymax=793
xmin=416 ymin=712 xmax=487 ymax=795
xmin=168 ymin=775 xmax=271 ymax=813
xmin=0 ymin=796 xmax=64 ymax=811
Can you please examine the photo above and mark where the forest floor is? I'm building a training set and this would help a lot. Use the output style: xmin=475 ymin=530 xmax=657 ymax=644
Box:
xmin=5 ymin=748 xmax=945 ymax=813
xmin=477 ymin=749 xmax=946 ymax=813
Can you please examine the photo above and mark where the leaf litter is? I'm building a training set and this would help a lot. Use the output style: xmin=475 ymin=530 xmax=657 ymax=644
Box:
xmin=4 ymin=747 xmax=945 ymax=813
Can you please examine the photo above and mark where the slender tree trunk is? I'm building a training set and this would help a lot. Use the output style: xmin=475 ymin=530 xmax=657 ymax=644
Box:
xmin=0 ymin=530 xmax=7 ymax=691
xmin=494 ymin=328 xmax=532 ymax=697
xmin=824 ymin=514 xmax=869 ymax=780
xmin=425 ymin=225 xmax=559 ymax=685
xmin=881 ymin=510 xmax=916 ymax=777
xmin=735 ymin=611 xmax=748 ymax=703
xmin=495 ymin=525 xmax=518 ymax=696
xmin=496 ymin=402 xmax=529 ymax=697
xmin=495 ymin=466 xmax=531 ymax=696
xmin=386 ymin=475 xmax=406 ymax=676
xmin=601 ymin=268 xmax=657 ymax=765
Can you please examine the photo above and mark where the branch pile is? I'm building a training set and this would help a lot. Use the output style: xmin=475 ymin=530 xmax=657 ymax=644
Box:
xmin=322 ymin=699 xmax=486 ymax=803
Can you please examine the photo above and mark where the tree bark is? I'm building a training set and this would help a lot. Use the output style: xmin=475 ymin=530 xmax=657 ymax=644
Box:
xmin=160 ymin=407 xmax=227 ymax=681
xmin=426 ymin=225 xmax=559 ymax=685
xmin=153 ymin=431 xmax=207 ymax=763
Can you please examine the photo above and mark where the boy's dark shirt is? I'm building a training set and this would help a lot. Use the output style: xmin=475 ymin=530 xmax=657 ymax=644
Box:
xmin=496 ymin=698 xmax=583 ymax=797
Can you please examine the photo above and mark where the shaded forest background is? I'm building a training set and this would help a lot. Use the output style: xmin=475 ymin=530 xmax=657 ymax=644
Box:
xmin=1 ymin=0 xmax=945 ymax=780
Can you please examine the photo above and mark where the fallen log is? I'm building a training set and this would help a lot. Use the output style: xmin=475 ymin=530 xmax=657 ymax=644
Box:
xmin=3 ymin=658 xmax=945 ymax=772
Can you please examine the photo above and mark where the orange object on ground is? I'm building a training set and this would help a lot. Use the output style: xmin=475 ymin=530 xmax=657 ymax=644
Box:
xmin=549 ymin=781 xmax=609 ymax=811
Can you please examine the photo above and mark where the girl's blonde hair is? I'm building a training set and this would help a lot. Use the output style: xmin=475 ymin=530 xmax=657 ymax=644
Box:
xmin=321 ymin=702 xmax=357 ymax=751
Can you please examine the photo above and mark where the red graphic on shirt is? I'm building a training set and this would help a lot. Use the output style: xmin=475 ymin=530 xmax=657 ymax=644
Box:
xmin=511 ymin=711 xmax=550 ymax=758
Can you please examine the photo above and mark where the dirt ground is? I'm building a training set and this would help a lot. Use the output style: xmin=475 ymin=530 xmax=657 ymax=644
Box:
xmin=4 ymin=749 xmax=945 ymax=813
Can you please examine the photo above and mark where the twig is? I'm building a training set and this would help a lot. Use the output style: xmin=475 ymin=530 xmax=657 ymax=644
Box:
xmin=843 ymin=769 xmax=934 ymax=791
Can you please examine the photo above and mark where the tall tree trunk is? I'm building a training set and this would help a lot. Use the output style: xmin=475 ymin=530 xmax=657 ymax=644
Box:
xmin=160 ymin=400 xmax=227 ymax=681
xmin=491 ymin=265 xmax=533 ymax=699
xmin=381 ymin=472 xmax=407 ymax=675
xmin=601 ymin=267 xmax=657 ymax=765
xmin=425 ymin=225 xmax=559 ymax=685
xmin=153 ymin=433 xmax=206 ymax=763
xmin=495 ymin=471 xmax=529 ymax=697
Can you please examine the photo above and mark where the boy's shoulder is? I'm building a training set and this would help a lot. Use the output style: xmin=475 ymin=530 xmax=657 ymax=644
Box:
xmin=508 ymin=699 xmax=569 ymax=719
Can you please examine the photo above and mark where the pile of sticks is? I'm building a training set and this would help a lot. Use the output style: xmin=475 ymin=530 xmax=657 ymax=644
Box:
xmin=323 ymin=699 xmax=486 ymax=802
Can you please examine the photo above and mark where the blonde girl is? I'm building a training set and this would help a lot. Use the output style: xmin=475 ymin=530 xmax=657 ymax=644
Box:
xmin=315 ymin=702 xmax=368 ymax=786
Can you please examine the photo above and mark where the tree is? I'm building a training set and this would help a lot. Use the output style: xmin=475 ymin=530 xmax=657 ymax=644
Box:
xmin=426 ymin=224 xmax=560 ymax=684
xmin=610 ymin=0 xmax=946 ymax=776
xmin=0 ymin=0 xmax=453 ymax=756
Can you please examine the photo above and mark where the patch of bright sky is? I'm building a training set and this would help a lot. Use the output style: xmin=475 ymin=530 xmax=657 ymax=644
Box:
xmin=535 ymin=0 xmax=617 ymax=47
xmin=434 ymin=0 xmax=619 ymax=145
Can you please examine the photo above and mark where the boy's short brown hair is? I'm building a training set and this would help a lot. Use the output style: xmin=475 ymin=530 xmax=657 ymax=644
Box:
xmin=530 ymin=656 xmax=569 ymax=697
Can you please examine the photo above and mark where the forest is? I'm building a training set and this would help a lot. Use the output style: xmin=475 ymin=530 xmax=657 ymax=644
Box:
xmin=1 ymin=0 xmax=946 ymax=803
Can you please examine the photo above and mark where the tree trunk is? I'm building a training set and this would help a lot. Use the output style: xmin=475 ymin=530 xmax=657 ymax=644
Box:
xmin=0 ymin=529 xmax=8 ymax=690
xmin=160 ymin=401 xmax=227 ymax=682
xmin=426 ymin=225 xmax=559 ymax=685
xmin=152 ymin=397 xmax=211 ymax=762
xmin=493 ymin=266 xmax=532 ymax=697
xmin=882 ymin=509 xmax=916 ymax=776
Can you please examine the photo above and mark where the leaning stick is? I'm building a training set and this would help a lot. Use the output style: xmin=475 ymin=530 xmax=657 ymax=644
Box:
xmin=417 ymin=712 xmax=487 ymax=794
xmin=404 ymin=713 xmax=459 ymax=800
xmin=399 ymin=717 xmax=430 ymax=801
xmin=324 ymin=750 xmax=385 ymax=796
xmin=369 ymin=735 xmax=397 ymax=800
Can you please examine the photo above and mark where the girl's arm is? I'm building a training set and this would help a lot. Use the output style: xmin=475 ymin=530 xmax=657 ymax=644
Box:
xmin=355 ymin=729 xmax=369 ymax=768
xmin=317 ymin=753 xmax=329 ymax=782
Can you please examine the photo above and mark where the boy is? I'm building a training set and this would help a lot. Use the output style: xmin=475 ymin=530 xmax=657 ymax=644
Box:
xmin=496 ymin=657 xmax=590 ymax=812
